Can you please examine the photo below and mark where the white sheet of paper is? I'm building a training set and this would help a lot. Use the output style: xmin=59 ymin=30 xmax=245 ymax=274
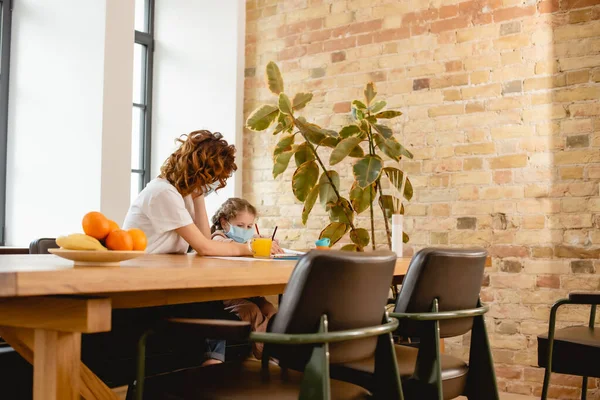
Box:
xmin=204 ymin=256 xmax=286 ymax=262
xmin=283 ymin=249 xmax=306 ymax=255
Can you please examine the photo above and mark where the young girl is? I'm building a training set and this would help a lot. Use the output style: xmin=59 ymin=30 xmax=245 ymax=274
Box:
xmin=123 ymin=130 xmax=251 ymax=365
xmin=211 ymin=198 xmax=281 ymax=358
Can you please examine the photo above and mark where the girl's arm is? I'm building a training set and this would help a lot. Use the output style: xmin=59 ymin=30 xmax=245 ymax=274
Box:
xmin=192 ymin=195 xmax=212 ymax=239
xmin=176 ymin=223 xmax=253 ymax=256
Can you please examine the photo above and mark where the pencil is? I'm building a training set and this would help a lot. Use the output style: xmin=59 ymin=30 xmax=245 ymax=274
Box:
xmin=271 ymin=226 xmax=278 ymax=241
xmin=255 ymin=224 xmax=261 ymax=236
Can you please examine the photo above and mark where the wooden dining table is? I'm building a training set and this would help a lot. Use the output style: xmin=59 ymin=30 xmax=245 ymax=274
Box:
xmin=0 ymin=253 xmax=491 ymax=400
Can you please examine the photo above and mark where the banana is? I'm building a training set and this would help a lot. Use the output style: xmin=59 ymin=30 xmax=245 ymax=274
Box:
xmin=56 ymin=234 xmax=108 ymax=251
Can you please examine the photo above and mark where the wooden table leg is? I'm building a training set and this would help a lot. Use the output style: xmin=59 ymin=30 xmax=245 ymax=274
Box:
xmin=33 ymin=329 xmax=81 ymax=400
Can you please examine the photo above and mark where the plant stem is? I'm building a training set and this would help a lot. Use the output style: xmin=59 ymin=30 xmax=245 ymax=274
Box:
xmin=376 ymin=179 xmax=392 ymax=249
xmin=366 ymin=123 xmax=377 ymax=250
xmin=296 ymin=125 xmax=362 ymax=250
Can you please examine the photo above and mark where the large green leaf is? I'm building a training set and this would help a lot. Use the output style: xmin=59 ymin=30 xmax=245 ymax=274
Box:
xmin=372 ymin=123 xmax=393 ymax=139
xmin=364 ymin=82 xmax=377 ymax=105
xmin=295 ymin=118 xmax=327 ymax=145
xmin=349 ymin=144 xmax=364 ymax=158
xmin=349 ymin=182 xmax=375 ymax=214
xmin=404 ymin=177 xmax=414 ymax=201
xmin=370 ymin=100 xmax=386 ymax=114
xmin=278 ymin=93 xmax=293 ymax=115
xmin=352 ymin=108 xmax=365 ymax=121
xmin=329 ymin=136 xmax=362 ymax=165
xmin=319 ymin=222 xmax=349 ymax=246
xmin=339 ymin=125 xmax=361 ymax=138
xmin=292 ymin=161 xmax=319 ymax=202
xmin=375 ymin=110 xmax=403 ymax=119
xmin=274 ymin=113 xmax=293 ymax=135
xmin=246 ymin=105 xmax=279 ymax=131
xmin=353 ymin=155 xmax=382 ymax=188
xmin=350 ymin=228 xmax=370 ymax=248
xmin=379 ymin=194 xmax=396 ymax=219
xmin=352 ymin=100 xmax=367 ymax=110
xmin=302 ymin=184 xmax=320 ymax=225
xmin=400 ymin=144 xmax=414 ymax=159
xmin=341 ymin=244 xmax=359 ymax=251
xmin=272 ymin=151 xmax=293 ymax=178
xmin=328 ymin=198 xmax=353 ymax=225
xmin=294 ymin=142 xmax=316 ymax=167
xmin=321 ymin=136 xmax=340 ymax=148
xmin=266 ymin=62 xmax=284 ymax=95
xmin=274 ymin=134 xmax=294 ymax=156
xmin=292 ymin=92 xmax=313 ymax=110
xmin=319 ymin=170 xmax=340 ymax=208
xmin=374 ymin=134 xmax=401 ymax=161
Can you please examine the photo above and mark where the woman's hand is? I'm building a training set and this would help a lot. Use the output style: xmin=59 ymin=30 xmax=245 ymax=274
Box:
xmin=271 ymin=239 xmax=284 ymax=255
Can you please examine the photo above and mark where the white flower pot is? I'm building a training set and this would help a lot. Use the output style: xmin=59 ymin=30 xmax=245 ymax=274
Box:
xmin=391 ymin=214 xmax=403 ymax=258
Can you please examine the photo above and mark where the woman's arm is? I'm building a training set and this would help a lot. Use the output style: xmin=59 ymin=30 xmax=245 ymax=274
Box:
xmin=192 ymin=195 xmax=212 ymax=239
xmin=176 ymin=224 xmax=253 ymax=256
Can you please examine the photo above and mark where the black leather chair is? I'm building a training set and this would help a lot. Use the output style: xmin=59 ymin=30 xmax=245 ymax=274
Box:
xmin=538 ymin=292 xmax=600 ymax=400
xmin=136 ymin=250 xmax=403 ymax=399
xmin=331 ymin=247 xmax=498 ymax=400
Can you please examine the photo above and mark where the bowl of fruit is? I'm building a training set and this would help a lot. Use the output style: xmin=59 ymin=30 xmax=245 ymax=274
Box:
xmin=49 ymin=212 xmax=147 ymax=266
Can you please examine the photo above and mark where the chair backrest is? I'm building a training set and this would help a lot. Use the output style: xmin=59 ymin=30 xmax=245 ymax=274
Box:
xmin=29 ymin=238 xmax=59 ymax=254
xmin=394 ymin=247 xmax=487 ymax=338
xmin=269 ymin=250 xmax=396 ymax=366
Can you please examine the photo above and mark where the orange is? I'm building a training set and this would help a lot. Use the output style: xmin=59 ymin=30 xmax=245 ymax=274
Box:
xmin=82 ymin=212 xmax=111 ymax=240
xmin=105 ymin=229 xmax=133 ymax=251
xmin=128 ymin=228 xmax=147 ymax=251
xmin=108 ymin=220 xmax=120 ymax=233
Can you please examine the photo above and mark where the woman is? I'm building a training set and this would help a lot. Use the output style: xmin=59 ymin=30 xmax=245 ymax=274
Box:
xmin=124 ymin=130 xmax=252 ymax=257
xmin=122 ymin=130 xmax=249 ymax=366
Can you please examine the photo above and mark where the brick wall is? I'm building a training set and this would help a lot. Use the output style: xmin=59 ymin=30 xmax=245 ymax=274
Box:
xmin=243 ymin=0 xmax=600 ymax=398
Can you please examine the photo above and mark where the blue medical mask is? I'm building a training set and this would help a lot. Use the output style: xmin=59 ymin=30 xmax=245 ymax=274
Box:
xmin=203 ymin=181 xmax=221 ymax=197
xmin=224 ymin=222 xmax=255 ymax=243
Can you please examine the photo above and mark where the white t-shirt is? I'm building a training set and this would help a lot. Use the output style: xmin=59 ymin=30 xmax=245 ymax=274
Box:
xmin=123 ymin=178 xmax=195 ymax=254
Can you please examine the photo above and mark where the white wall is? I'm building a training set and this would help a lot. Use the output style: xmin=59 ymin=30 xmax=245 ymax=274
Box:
xmin=6 ymin=0 xmax=134 ymax=245
xmin=152 ymin=0 xmax=246 ymax=221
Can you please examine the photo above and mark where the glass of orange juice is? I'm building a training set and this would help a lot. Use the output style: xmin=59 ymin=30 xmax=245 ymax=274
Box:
xmin=250 ymin=238 xmax=272 ymax=258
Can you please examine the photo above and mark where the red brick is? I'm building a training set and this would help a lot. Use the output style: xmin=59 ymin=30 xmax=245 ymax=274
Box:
xmin=445 ymin=60 xmax=463 ymax=72
xmin=489 ymin=245 xmax=529 ymax=258
xmin=413 ymin=78 xmax=430 ymax=90
xmin=300 ymin=29 xmax=332 ymax=44
xmin=440 ymin=5 xmax=459 ymax=18
xmin=246 ymin=8 xmax=260 ymax=21
xmin=307 ymin=42 xmax=323 ymax=55
xmin=331 ymin=51 xmax=346 ymax=63
xmin=431 ymin=16 xmax=470 ymax=33
xmin=357 ymin=33 xmax=373 ymax=46
xmin=403 ymin=8 xmax=439 ymax=24
xmin=536 ymin=275 xmax=560 ymax=289
xmin=285 ymin=35 xmax=298 ymax=47
xmin=333 ymin=19 xmax=383 ymax=37
xmin=411 ymin=24 xmax=430 ymax=36
xmin=493 ymin=6 xmax=537 ymax=22
xmin=538 ymin=0 xmax=560 ymax=13
xmin=533 ymin=386 xmax=580 ymax=399
xmin=333 ymin=102 xmax=351 ymax=113
xmin=277 ymin=18 xmax=324 ymax=37
xmin=373 ymin=27 xmax=410 ymax=43
xmin=496 ymin=365 xmax=523 ymax=380
xmin=278 ymin=46 xmax=307 ymax=61
xmin=494 ymin=170 xmax=513 ymax=184
xmin=473 ymin=12 xmax=493 ymax=25
xmin=562 ymin=0 xmax=600 ymax=10
xmin=323 ymin=37 xmax=357 ymax=52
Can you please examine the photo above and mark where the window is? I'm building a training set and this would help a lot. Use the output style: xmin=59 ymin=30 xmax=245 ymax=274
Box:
xmin=131 ymin=0 xmax=154 ymax=202
xmin=0 ymin=0 xmax=12 ymax=244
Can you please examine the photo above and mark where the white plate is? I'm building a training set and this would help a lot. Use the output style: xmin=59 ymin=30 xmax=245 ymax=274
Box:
xmin=48 ymin=248 xmax=145 ymax=267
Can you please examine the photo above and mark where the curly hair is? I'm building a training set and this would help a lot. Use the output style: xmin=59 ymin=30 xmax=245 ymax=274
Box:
xmin=160 ymin=130 xmax=237 ymax=197
xmin=211 ymin=198 xmax=258 ymax=233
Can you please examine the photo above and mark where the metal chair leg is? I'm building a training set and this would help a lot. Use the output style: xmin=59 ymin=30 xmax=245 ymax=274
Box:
xmin=541 ymin=368 xmax=551 ymax=400
xmin=135 ymin=330 xmax=153 ymax=400
xmin=581 ymin=376 xmax=588 ymax=400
